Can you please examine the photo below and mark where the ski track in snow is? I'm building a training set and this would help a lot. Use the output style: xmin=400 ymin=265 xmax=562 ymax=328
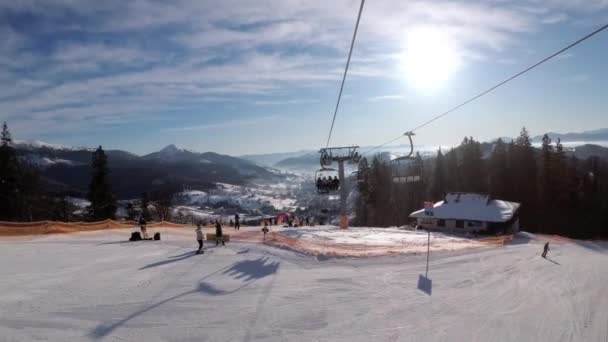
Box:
xmin=0 ymin=228 xmax=606 ymax=341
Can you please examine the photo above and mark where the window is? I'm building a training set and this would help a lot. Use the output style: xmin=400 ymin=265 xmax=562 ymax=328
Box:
xmin=437 ymin=219 xmax=445 ymax=227
xmin=467 ymin=221 xmax=483 ymax=227
xmin=455 ymin=220 xmax=464 ymax=228
xmin=422 ymin=218 xmax=435 ymax=225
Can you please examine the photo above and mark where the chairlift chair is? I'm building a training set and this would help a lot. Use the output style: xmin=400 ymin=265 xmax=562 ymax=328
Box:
xmin=315 ymin=167 xmax=340 ymax=194
xmin=391 ymin=132 xmax=423 ymax=183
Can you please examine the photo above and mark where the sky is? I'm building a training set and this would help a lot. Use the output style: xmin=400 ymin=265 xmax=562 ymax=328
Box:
xmin=1 ymin=0 xmax=607 ymax=156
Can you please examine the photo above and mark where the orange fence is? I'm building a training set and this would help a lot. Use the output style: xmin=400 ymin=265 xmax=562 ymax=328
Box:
xmin=478 ymin=235 xmax=513 ymax=245
xmin=0 ymin=220 xmax=190 ymax=236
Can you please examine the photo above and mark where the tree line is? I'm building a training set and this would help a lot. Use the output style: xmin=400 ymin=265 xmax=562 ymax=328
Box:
xmin=0 ymin=122 xmax=177 ymax=222
xmin=354 ymin=127 xmax=608 ymax=239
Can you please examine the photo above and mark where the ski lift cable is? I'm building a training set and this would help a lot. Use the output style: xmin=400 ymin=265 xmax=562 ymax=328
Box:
xmin=324 ymin=0 xmax=365 ymax=149
xmin=362 ymin=22 xmax=608 ymax=155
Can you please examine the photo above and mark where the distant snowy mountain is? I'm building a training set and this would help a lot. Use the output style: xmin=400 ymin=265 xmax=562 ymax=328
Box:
xmin=142 ymin=144 xmax=199 ymax=162
xmin=14 ymin=143 xmax=285 ymax=199
xmin=531 ymin=128 xmax=608 ymax=143
xmin=13 ymin=139 xmax=84 ymax=151
xmin=240 ymin=150 xmax=315 ymax=167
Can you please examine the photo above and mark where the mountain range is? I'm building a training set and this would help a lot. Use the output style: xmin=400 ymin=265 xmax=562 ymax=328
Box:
xmin=14 ymin=128 xmax=608 ymax=197
xmin=15 ymin=143 xmax=282 ymax=199
xmin=530 ymin=128 xmax=608 ymax=143
xmin=244 ymin=128 xmax=608 ymax=170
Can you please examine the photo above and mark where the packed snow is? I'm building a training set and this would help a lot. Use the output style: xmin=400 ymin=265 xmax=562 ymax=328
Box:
xmin=277 ymin=225 xmax=472 ymax=246
xmin=0 ymin=228 xmax=606 ymax=341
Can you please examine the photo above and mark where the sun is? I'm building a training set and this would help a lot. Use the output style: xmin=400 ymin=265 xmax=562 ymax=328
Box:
xmin=400 ymin=26 xmax=461 ymax=90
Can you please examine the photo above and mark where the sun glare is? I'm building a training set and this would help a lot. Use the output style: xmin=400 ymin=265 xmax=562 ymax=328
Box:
xmin=400 ymin=26 xmax=461 ymax=90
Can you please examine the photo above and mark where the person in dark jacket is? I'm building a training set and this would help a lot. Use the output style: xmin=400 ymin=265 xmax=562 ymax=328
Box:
xmin=215 ymin=220 xmax=225 ymax=246
xmin=542 ymin=242 xmax=550 ymax=258
xmin=234 ymin=214 xmax=240 ymax=230
xmin=331 ymin=176 xmax=339 ymax=191
xmin=262 ymin=221 xmax=269 ymax=241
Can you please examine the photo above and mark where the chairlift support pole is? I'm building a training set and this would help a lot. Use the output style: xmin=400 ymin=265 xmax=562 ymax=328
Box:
xmin=318 ymin=146 xmax=360 ymax=229
xmin=338 ymin=160 xmax=347 ymax=223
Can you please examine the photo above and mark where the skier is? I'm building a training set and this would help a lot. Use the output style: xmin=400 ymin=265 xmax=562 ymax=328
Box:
xmin=215 ymin=220 xmax=225 ymax=246
xmin=262 ymin=222 xmax=269 ymax=240
xmin=195 ymin=223 xmax=204 ymax=254
xmin=234 ymin=214 xmax=240 ymax=230
xmin=542 ymin=242 xmax=550 ymax=258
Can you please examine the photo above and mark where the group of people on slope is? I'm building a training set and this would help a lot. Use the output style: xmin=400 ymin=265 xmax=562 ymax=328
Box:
xmin=194 ymin=219 xmax=226 ymax=254
xmin=316 ymin=176 xmax=340 ymax=192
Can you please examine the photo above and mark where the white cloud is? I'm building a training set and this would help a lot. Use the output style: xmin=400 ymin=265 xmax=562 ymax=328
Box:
xmin=2 ymin=0 xmax=605 ymax=137
xmin=368 ymin=95 xmax=405 ymax=102
xmin=163 ymin=115 xmax=280 ymax=132
xmin=254 ymin=99 xmax=319 ymax=106
xmin=541 ymin=13 xmax=569 ymax=24
xmin=568 ymin=73 xmax=590 ymax=83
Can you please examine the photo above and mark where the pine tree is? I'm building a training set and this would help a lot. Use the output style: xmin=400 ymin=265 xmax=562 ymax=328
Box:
xmin=445 ymin=148 xmax=459 ymax=191
xmin=1 ymin=122 xmax=12 ymax=145
xmin=126 ymin=202 xmax=137 ymax=221
xmin=0 ymin=122 xmax=20 ymax=220
xmin=504 ymin=140 xmax=517 ymax=201
xmin=538 ymin=134 xmax=556 ymax=231
xmin=354 ymin=157 xmax=370 ymax=225
xmin=460 ymin=137 xmax=485 ymax=193
xmin=140 ymin=192 xmax=151 ymax=221
xmin=489 ymin=138 xmax=508 ymax=198
xmin=513 ymin=127 xmax=538 ymax=228
xmin=367 ymin=156 xmax=391 ymax=226
xmin=87 ymin=146 xmax=116 ymax=220
xmin=430 ymin=148 xmax=446 ymax=200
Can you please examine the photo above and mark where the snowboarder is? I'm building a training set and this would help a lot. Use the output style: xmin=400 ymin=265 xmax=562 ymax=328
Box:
xmin=195 ymin=223 xmax=204 ymax=254
xmin=234 ymin=214 xmax=240 ymax=230
xmin=262 ymin=222 xmax=269 ymax=240
xmin=215 ymin=220 xmax=225 ymax=246
xmin=542 ymin=242 xmax=550 ymax=258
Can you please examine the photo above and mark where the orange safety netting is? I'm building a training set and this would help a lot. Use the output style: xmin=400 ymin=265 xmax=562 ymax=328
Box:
xmin=0 ymin=220 xmax=190 ymax=236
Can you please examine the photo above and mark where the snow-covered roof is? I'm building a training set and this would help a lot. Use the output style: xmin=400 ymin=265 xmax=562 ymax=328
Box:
xmin=409 ymin=193 xmax=520 ymax=223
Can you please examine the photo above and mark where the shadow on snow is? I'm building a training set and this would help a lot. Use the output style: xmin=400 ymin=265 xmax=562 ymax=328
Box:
xmin=90 ymin=257 xmax=280 ymax=339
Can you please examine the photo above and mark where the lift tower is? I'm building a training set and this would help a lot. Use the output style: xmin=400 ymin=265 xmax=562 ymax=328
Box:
xmin=318 ymin=146 xmax=361 ymax=229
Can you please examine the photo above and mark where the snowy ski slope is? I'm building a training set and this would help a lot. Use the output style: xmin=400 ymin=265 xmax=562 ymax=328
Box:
xmin=0 ymin=228 xmax=606 ymax=341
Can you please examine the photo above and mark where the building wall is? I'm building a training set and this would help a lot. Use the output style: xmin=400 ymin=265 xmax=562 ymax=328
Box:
xmin=417 ymin=218 xmax=495 ymax=234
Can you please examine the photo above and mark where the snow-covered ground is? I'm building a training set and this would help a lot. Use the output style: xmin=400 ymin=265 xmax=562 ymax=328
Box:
xmin=0 ymin=229 xmax=606 ymax=341
xmin=276 ymin=225 xmax=471 ymax=246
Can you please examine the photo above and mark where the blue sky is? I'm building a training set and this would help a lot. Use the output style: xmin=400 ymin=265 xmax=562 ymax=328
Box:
xmin=1 ymin=0 xmax=607 ymax=155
